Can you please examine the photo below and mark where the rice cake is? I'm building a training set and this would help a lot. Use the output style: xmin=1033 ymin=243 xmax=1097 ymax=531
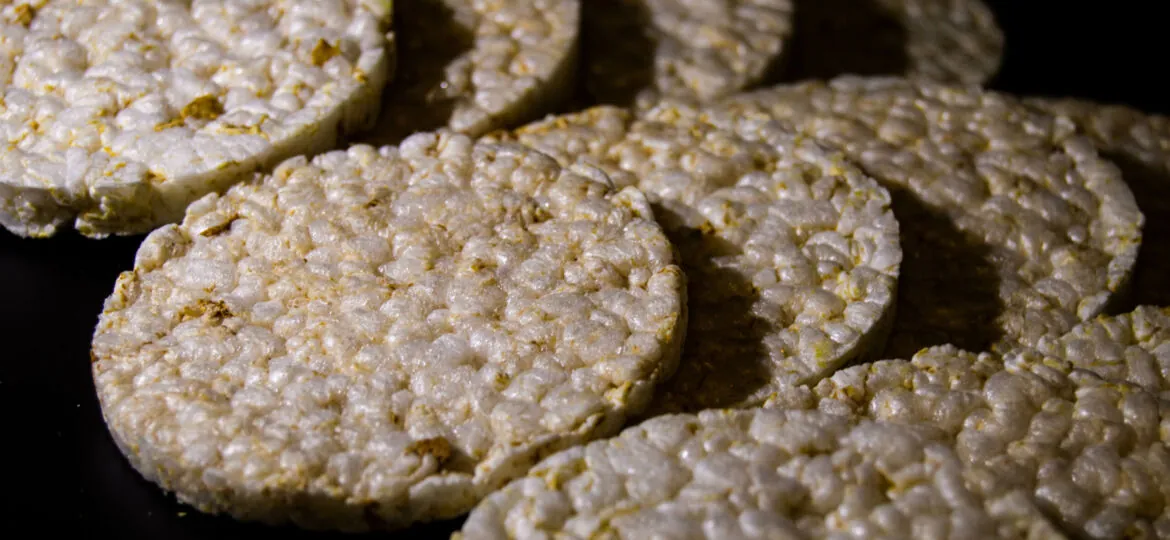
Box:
xmin=457 ymin=408 xmax=1062 ymax=539
xmin=361 ymin=0 xmax=579 ymax=145
xmin=0 ymin=0 xmax=395 ymax=238
xmin=711 ymin=77 xmax=1144 ymax=358
xmin=89 ymin=134 xmax=687 ymax=530
xmin=1018 ymin=306 xmax=1170 ymax=399
xmin=581 ymin=0 xmax=794 ymax=108
xmin=766 ymin=345 xmax=1170 ymax=539
xmin=489 ymin=105 xmax=901 ymax=413
xmin=1024 ymin=98 xmax=1170 ymax=311
xmin=783 ymin=0 xmax=1003 ymax=85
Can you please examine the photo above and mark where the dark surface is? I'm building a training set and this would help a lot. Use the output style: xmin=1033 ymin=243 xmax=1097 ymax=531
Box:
xmin=2 ymin=2 xmax=1168 ymax=537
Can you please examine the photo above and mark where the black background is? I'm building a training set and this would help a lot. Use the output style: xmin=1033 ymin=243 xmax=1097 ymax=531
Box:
xmin=2 ymin=2 xmax=1167 ymax=537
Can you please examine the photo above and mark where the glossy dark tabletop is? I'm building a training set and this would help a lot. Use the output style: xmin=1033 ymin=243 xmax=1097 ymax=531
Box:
xmin=3 ymin=2 xmax=1166 ymax=537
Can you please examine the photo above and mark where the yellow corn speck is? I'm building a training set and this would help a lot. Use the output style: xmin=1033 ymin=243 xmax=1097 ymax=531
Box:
xmin=154 ymin=117 xmax=185 ymax=131
xmin=13 ymin=4 xmax=35 ymax=26
xmin=181 ymin=95 xmax=223 ymax=121
xmin=311 ymin=39 xmax=341 ymax=67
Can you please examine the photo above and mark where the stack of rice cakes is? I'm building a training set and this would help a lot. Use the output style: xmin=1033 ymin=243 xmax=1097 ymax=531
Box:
xmin=1 ymin=0 xmax=1164 ymax=537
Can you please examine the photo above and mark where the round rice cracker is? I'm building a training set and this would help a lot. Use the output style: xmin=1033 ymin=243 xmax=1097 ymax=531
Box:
xmin=0 ymin=0 xmax=395 ymax=238
xmin=89 ymin=134 xmax=687 ymax=531
xmin=581 ymin=0 xmax=794 ymax=108
xmin=457 ymin=408 xmax=1062 ymax=539
xmin=783 ymin=0 xmax=1003 ymax=85
xmin=1017 ymin=306 xmax=1170 ymax=400
xmin=360 ymin=0 xmax=579 ymax=145
xmin=710 ymin=77 xmax=1144 ymax=358
xmin=487 ymin=105 xmax=902 ymax=413
xmin=1023 ymin=98 xmax=1170 ymax=311
xmin=766 ymin=345 xmax=1170 ymax=539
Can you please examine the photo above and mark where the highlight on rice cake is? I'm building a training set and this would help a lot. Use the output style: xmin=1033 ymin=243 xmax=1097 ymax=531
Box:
xmin=0 ymin=0 xmax=395 ymax=238
xmin=89 ymin=133 xmax=687 ymax=530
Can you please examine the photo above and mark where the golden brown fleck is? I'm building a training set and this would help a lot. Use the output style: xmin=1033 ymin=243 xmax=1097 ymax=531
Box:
xmin=179 ymin=299 xmax=233 ymax=324
xmin=181 ymin=95 xmax=224 ymax=121
xmin=200 ymin=215 xmax=237 ymax=237
xmin=310 ymin=39 xmax=341 ymax=67
xmin=219 ymin=123 xmax=262 ymax=136
xmin=12 ymin=4 xmax=34 ymax=26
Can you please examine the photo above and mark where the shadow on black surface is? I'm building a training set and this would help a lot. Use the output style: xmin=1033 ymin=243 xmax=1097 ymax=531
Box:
xmin=362 ymin=1 xmax=475 ymax=146
xmin=770 ymin=0 xmax=910 ymax=83
xmin=1103 ymin=152 xmax=1170 ymax=313
xmin=1 ymin=229 xmax=145 ymax=528
xmin=579 ymin=0 xmax=656 ymax=108
xmin=880 ymin=189 xmax=1005 ymax=359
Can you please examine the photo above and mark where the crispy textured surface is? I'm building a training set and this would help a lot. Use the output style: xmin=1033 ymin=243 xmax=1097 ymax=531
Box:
xmin=90 ymin=134 xmax=686 ymax=530
xmin=362 ymin=0 xmax=579 ymax=144
xmin=0 ymin=0 xmax=394 ymax=238
xmin=488 ymin=104 xmax=901 ymax=412
xmin=766 ymin=345 xmax=1170 ymax=539
xmin=582 ymin=0 xmax=794 ymax=107
xmin=784 ymin=0 xmax=1003 ymax=85
xmin=1020 ymin=306 xmax=1170 ymax=399
xmin=1025 ymin=98 xmax=1170 ymax=311
xmin=712 ymin=77 xmax=1143 ymax=358
xmin=458 ymin=408 xmax=1061 ymax=539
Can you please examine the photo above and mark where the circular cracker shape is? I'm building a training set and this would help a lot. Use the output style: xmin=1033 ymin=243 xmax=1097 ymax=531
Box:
xmin=0 ymin=0 xmax=395 ymax=238
xmin=1024 ymin=98 xmax=1170 ymax=311
xmin=458 ymin=408 xmax=1060 ymax=539
xmin=1020 ymin=306 xmax=1170 ymax=399
xmin=90 ymin=134 xmax=687 ymax=531
xmin=361 ymin=0 xmax=579 ymax=145
xmin=711 ymin=77 xmax=1144 ymax=358
xmin=582 ymin=0 xmax=794 ymax=107
xmin=767 ymin=345 xmax=1170 ymax=539
xmin=488 ymin=104 xmax=901 ymax=413
xmin=783 ymin=0 xmax=1003 ymax=85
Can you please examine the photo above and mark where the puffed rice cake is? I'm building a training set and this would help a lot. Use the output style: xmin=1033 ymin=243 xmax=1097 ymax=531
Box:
xmin=361 ymin=0 xmax=579 ymax=145
xmin=581 ymin=0 xmax=794 ymax=108
xmin=458 ymin=408 xmax=1062 ymax=539
xmin=488 ymin=104 xmax=902 ymax=413
xmin=0 ymin=0 xmax=395 ymax=238
xmin=711 ymin=77 xmax=1143 ymax=358
xmin=90 ymin=133 xmax=687 ymax=530
xmin=1024 ymin=98 xmax=1170 ymax=311
xmin=766 ymin=345 xmax=1170 ymax=539
xmin=783 ymin=0 xmax=1003 ymax=85
xmin=1020 ymin=306 xmax=1170 ymax=399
